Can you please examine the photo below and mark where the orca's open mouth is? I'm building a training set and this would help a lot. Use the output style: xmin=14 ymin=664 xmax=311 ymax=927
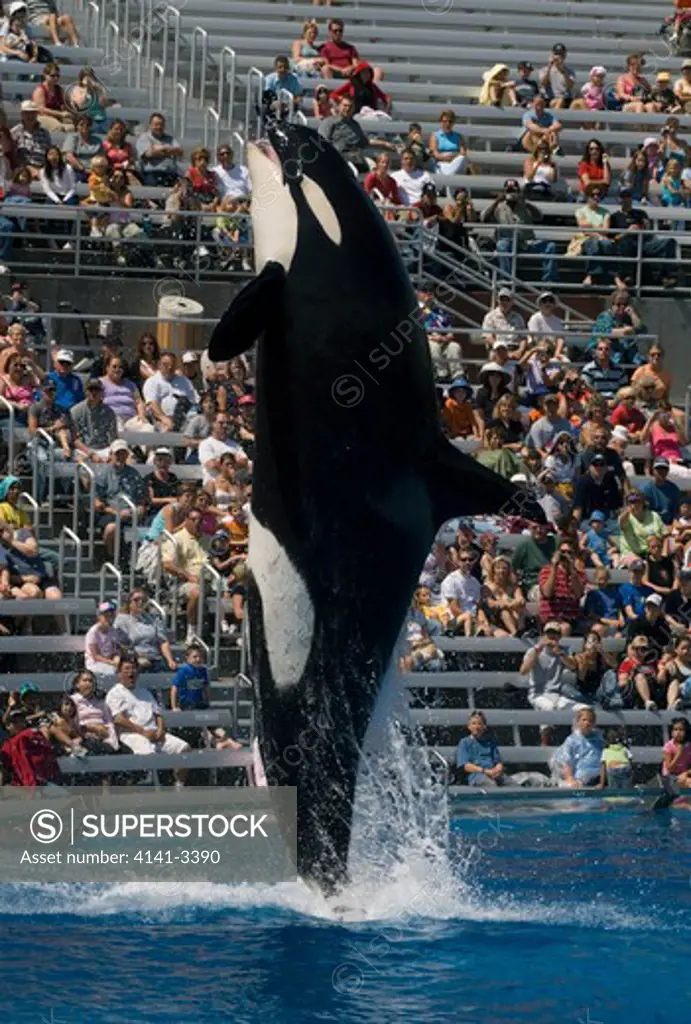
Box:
xmin=252 ymin=138 xmax=281 ymax=166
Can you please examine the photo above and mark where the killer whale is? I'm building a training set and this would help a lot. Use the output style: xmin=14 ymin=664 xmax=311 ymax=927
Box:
xmin=209 ymin=123 xmax=540 ymax=892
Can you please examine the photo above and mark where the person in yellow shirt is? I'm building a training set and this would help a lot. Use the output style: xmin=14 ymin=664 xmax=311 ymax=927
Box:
xmin=631 ymin=344 xmax=672 ymax=402
xmin=161 ymin=507 xmax=208 ymax=642
xmin=0 ymin=476 xmax=31 ymax=528
xmin=441 ymin=379 xmax=482 ymax=440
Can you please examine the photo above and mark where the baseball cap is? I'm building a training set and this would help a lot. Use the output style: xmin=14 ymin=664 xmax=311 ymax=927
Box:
xmin=491 ymin=340 xmax=508 ymax=352
xmin=611 ymin=425 xmax=630 ymax=442
xmin=657 ymin=70 xmax=671 ymax=81
xmin=590 ymin=510 xmax=607 ymax=522
xmin=619 ymin=185 xmax=632 ymax=198
xmin=518 ymin=60 xmax=534 ymax=71
xmin=590 ymin=65 xmax=606 ymax=76
xmin=653 ymin=457 xmax=670 ymax=469
xmin=421 ymin=182 xmax=438 ymax=197
xmin=110 ymin=439 xmax=130 ymax=454
xmin=497 ymin=287 xmax=513 ymax=298
xmin=543 ymin=620 xmax=562 ymax=635
xmin=98 ymin=600 xmax=117 ymax=614
xmin=683 ymin=58 xmax=691 ymax=69
xmin=645 ymin=593 xmax=663 ymax=607
xmin=19 ymin=681 xmax=39 ymax=697
xmin=552 ymin=43 xmax=566 ymax=55
xmin=55 ymin=348 xmax=74 ymax=364
xmin=538 ymin=291 xmax=556 ymax=303
xmin=86 ymin=377 xmax=103 ymax=390
xmin=643 ymin=136 xmax=658 ymax=148
xmin=591 ymin=453 xmax=606 ymax=466
xmin=154 ymin=446 xmax=173 ymax=457
xmin=504 ymin=178 xmax=521 ymax=193
xmin=20 ymin=99 xmax=37 ymax=112
xmin=181 ymin=351 xmax=199 ymax=364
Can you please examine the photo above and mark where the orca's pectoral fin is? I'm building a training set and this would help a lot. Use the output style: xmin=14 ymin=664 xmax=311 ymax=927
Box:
xmin=425 ymin=436 xmax=546 ymax=528
xmin=208 ymin=260 xmax=286 ymax=360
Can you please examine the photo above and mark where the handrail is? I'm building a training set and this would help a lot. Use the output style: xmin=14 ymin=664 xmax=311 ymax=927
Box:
xmin=175 ymin=81 xmax=187 ymax=141
xmin=190 ymin=26 xmax=208 ymax=107
xmin=86 ymin=0 xmax=100 ymax=46
xmin=245 ymin=67 xmax=264 ymax=141
xmin=161 ymin=5 xmax=181 ymax=125
xmin=218 ymin=46 xmax=237 ymax=129
xmin=232 ymin=130 xmax=245 ymax=160
xmin=34 ymin=428 xmax=55 ymax=530
xmin=18 ymin=491 xmax=39 ymax=532
xmin=59 ymin=527 xmax=82 ymax=601
xmin=78 ymin=462 xmax=96 ymax=562
xmin=104 ymin=20 xmax=120 ymax=74
xmin=149 ymin=61 xmax=164 ymax=110
xmin=113 ymin=493 xmax=138 ymax=588
xmin=100 ymin=561 xmax=123 ymax=607
xmin=148 ymin=596 xmax=167 ymax=624
xmin=0 ymin=395 xmax=15 ymax=472
xmin=427 ymin=747 xmax=450 ymax=789
xmin=128 ymin=38 xmax=143 ymax=90
xmin=234 ymin=670 xmax=253 ymax=743
xmin=156 ymin=528 xmax=178 ymax=633
xmin=198 ymin=561 xmax=222 ymax=669
xmin=204 ymin=105 xmax=220 ymax=153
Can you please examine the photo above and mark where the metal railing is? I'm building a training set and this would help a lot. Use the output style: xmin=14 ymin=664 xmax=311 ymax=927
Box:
xmin=100 ymin=561 xmax=123 ymax=606
xmin=204 ymin=105 xmax=221 ymax=154
xmin=244 ymin=67 xmax=264 ymax=141
xmin=198 ymin=561 xmax=222 ymax=669
xmin=58 ymin=526 xmax=82 ymax=600
xmin=0 ymin=395 xmax=16 ymax=472
xmin=19 ymin=491 xmax=39 ymax=532
xmin=155 ymin=529 xmax=178 ymax=634
xmin=113 ymin=494 xmax=138 ymax=588
xmin=149 ymin=60 xmax=165 ymax=110
xmin=189 ymin=25 xmax=209 ymax=107
xmin=218 ymin=45 xmax=237 ymax=130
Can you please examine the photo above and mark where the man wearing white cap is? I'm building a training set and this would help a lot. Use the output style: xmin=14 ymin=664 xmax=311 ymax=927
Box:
xmin=95 ymin=439 xmax=149 ymax=557
xmin=527 ymin=292 xmax=565 ymax=356
xmin=143 ymin=351 xmax=197 ymax=431
xmin=46 ymin=347 xmax=84 ymax=413
xmin=10 ymin=98 xmax=51 ymax=175
xmin=180 ymin=350 xmax=202 ymax=403
xmin=481 ymin=288 xmax=527 ymax=354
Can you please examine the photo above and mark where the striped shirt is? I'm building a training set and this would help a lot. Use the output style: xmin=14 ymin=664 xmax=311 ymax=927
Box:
xmin=581 ymin=359 xmax=628 ymax=398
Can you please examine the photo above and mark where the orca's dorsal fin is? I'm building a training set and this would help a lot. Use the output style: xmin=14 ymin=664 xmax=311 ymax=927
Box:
xmin=424 ymin=435 xmax=544 ymax=528
xmin=208 ymin=260 xmax=286 ymax=360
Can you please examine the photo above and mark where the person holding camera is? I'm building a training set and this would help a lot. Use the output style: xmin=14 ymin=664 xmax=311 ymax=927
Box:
xmin=538 ymin=542 xmax=586 ymax=635
xmin=481 ymin=177 xmax=558 ymax=283
xmin=618 ymin=635 xmax=667 ymax=710
xmin=520 ymin=622 xmax=587 ymax=714
xmin=538 ymin=43 xmax=575 ymax=109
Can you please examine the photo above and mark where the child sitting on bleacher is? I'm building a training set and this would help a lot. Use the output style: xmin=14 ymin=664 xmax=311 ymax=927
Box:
xmin=170 ymin=642 xmax=210 ymax=711
xmin=599 ymin=726 xmax=633 ymax=789
xmin=3 ymin=10 xmax=38 ymax=63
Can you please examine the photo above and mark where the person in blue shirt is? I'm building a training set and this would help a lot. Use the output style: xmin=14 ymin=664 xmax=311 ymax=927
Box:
xmin=639 ymin=459 xmax=681 ymax=526
xmin=456 ymin=711 xmax=505 ymax=786
xmin=170 ymin=643 xmax=210 ymax=710
xmin=47 ymin=348 xmax=84 ymax=413
xmin=584 ymin=566 xmax=624 ymax=633
xmin=618 ymin=560 xmax=653 ymax=623
xmin=553 ymin=707 xmax=604 ymax=787
xmin=581 ymin=509 xmax=616 ymax=567
xmin=265 ymin=55 xmax=303 ymax=109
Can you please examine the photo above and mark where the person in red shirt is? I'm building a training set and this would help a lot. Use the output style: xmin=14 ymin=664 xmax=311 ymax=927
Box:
xmin=413 ymin=182 xmax=443 ymax=226
xmin=329 ymin=63 xmax=390 ymax=115
xmin=320 ymin=19 xmax=360 ymax=79
xmin=577 ymin=138 xmax=612 ymax=198
xmin=538 ymin=541 xmax=586 ymax=634
xmin=184 ymin=146 xmax=219 ymax=210
xmin=610 ymin=385 xmax=646 ymax=441
xmin=0 ymin=709 xmax=62 ymax=786
xmin=364 ymin=153 xmax=401 ymax=208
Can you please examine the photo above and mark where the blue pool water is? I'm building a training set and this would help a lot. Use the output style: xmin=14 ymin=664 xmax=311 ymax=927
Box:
xmin=3 ymin=805 xmax=689 ymax=1024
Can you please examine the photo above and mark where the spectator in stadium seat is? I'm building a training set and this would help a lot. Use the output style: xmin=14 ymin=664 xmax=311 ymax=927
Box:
xmin=72 ymin=377 xmax=118 ymax=463
xmin=94 ymin=439 xmax=149 ymax=559
xmin=1 ymin=4 xmax=39 ymax=63
xmin=364 ymin=152 xmax=402 ymax=208
xmin=265 ymin=55 xmax=304 ymax=110
xmin=330 ymin=62 xmax=390 ymax=117
xmin=319 ymin=18 xmax=360 ymax=80
xmin=538 ymin=541 xmax=586 ymax=634
xmin=413 ymin=182 xmax=442 ymax=227
xmin=651 ymin=72 xmax=679 ymax=114
xmin=542 ymin=430 xmax=577 ymax=498
xmin=102 ymin=119 xmax=138 ymax=182
xmin=481 ymin=178 xmax=557 ymax=283
xmin=520 ymin=623 xmax=585 ymax=713
xmin=84 ymin=599 xmax=126 ymax=677
xmin=429 ymin=110 xmax=467 ymax=178
xmin=577 ymin=139 xmax=612 ymax=199
xmin=527 ymin=291 xmax=564 ymax=351
xmin=440 ymin=549 xmax=485 ymax=636
xmin=512 ymin=521 xmax=555 ymax=601
xmin=198 ymin=412 xmax=245 ymax=486
xmin=39 ymin=145 xmax=77 ymax=222
xmin=514 ymin=60 xmax=539 ymax=107
xmin=610 ymin=386 xmax=646 ymax=442
xmin=441 ymin=379 xmax=480 ymax=440
xmin=572 ymin=452 xmax=624 ymax=523
xmin=114 ymin=588 xmax=176 ymax=673
xmin=4 ymin=524 xmax=62 ymax=603
xmin=0 ymin=352 xmax=39 ymax=422
xmin=474 ymin=361 xmax=512 ymax=423
xmin=674 ymin=59 xmax=691 ymax=113
xmin=136 ymin=112 xmax=182 ymax=187
xmin=313 ymin=86 xmax=331 ymax=120
xmin=487 ymin=393 xmax=526 ymax=450
xmin=483 ymin=556 xmax=526 ymax=636
xmin=318 ymin=95 xmax=371 ymax=172
xmin=211 ymin=144 xmax=250 ymax=201
xmin=572 ymin=65 xmax=607 ymax=113
xmin=554 ymin=708 xmax=605 ymax=786
xmin=642 ymin=404 xmax=691 ymax=483
xmin=619 ymin=558 xmax=653 ymax=621
xmin=523 ymin=141 xmax=559 ymax=201
xmin=575 ymin=189 xmax=619 ymax=288
xmin=618 ymin=491 xmax=666 ymax=561
xmin=106 ymin=655 xmax=190 ymax=781
xmin=45 ymin=347 xmax=83 ymax=413
xmin=587 ymin=291 xmax=645 ymax=366
xmin=584 ymin=566 xmax=624 ymax=632
xmin=631 ymin=344 xmax=672 ymax=401
xmin=643 ymin=534 xmax=678 ymax=598
xmin=32 ymin=63 xmax=74 ymax=134
xmin=161 ymin=506 xmax=207 ymax=643
xmin=525 ymin=393 xmax=571 ymax=455
xmin=11 ymin=99 xmax=50 ymax=177
xmin=65 ymin=116 xmax=105 ymax=183
xmin=615 ymin=53 xmax=658 ymax=114
xmin=418 ymin=284 xmax=461 ymax=381
xmin=475 ymin=425 xmax=524 ymax=481
xmin=183 ymin=392 xmax=216 ymax=461
xmin=100 ymin=353 xmax=149 ymax=431
xmin=539 ymin=43 xmax=575 ymax=109
xmin=70 ymin=670 xmax=118 ymax=751
xmin=402 ymin=123 xmax=429 ymax=170
xmin=28 ymin=376 xmax=72 ymax=459
xmin=391 ymin=148 xmax=432 ymax=206
xmin=67 ymin=66 xmax=111 ymax=130
xmin=23 ymin=0 xmax=78 ymax=47
xmin=143 ymin=351 xmax=197 ymax=432
xmin=519 ymin=96 xmax=562 ymax=154
xmin=0 ymin=707 xmax=61 ymax=786
xmin=456 ymin=711 xmax=505 ymax=787
xmin=622 ymin=149 xmax=652 ymax=203
xmin=481 ymin=288 xmax=526 ymax=352
xmin=640 ymin=458 xmax=681 ymax=526
xmin=170 ymin=641 xmax=211 ymax=710
xmin=618 ymin=635 xmax=665 ymax=710
xmin=133 ymin=332 xmax=160 ymax=389
xmin=582 ymin=340 xmax=628 ymax=402
xmin=291 ymin=19 xmax=325 ymax=77
xmin=479 ymin=63 xmax=516 ymax=108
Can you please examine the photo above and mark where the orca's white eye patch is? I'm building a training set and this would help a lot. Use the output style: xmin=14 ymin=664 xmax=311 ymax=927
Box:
xmin=300 ymin=176 xmax=342 ymax=247
xmin=247 ymin=143 xmax=298 ymax=272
